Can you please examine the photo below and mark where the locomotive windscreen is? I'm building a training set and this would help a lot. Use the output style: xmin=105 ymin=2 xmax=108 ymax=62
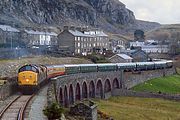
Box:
xmin=18 ymin=65 xmax=38 ymax=73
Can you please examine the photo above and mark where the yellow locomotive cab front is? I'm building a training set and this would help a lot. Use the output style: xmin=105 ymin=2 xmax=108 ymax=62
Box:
xmin=18 ymin=71 xmax=38 ymax=86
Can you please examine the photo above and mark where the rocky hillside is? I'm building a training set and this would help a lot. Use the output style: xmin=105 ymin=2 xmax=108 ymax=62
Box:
xmin=0 ymin=0 xmax=160 ymax=34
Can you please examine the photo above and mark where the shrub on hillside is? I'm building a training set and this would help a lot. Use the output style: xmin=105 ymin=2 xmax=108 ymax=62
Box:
xmin=86 ymin=53 xmax=110 ymax=63
xmin=43 ymin=102 xmax=64 ymax=120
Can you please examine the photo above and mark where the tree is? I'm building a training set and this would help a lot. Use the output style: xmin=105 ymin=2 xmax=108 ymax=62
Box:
xmin=169 ymin=32 xmax=180 ymax=55
xmin=134 ymin=30 xmax=145 ymax=41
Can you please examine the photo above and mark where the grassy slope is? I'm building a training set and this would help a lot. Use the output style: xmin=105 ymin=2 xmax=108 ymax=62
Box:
xmin=94 ymin=97 xmax=180 ymax=120
xmin=132 ymin=74 xmax=180 ymax=94
xmin=95 ymin=74 xmax=180 ymax=119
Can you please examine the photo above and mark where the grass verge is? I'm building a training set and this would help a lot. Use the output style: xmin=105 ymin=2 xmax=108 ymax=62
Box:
xmin=94 ymin=96 xmax=180 ymax=120
xmin=132 ymin=74 xmax=180 ymax=94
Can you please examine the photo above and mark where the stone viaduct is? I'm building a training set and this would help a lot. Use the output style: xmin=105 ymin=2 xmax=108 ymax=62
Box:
xmin=51 ymin=68 xmax=175 ymax=107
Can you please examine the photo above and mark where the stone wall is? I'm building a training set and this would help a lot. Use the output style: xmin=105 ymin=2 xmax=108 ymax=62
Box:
xmin=53 ymin=67 xmax=176 ymax=106
xmin=0 ymin=81 xmax=17 ymax=100
xmin=112 ymin=89 xmax=180 ymax=101
xmin=123 ymin=67 xmax=175 ymax=89
xmin=70 ymin=101 xmax=97 ymax=120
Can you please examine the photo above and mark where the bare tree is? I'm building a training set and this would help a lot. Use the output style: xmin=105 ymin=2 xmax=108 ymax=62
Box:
xmin=170 ymin=32 xmax=180 ymax=55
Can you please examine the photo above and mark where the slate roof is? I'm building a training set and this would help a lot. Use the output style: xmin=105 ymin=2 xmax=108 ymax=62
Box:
xmin=68 ymin=30 xmax=92 ymax=37
xmin=95 ymin=31 xmax=108 ymax=37
xmin=84 ymin=31 xmax=108 ymax=37
xmin=110 ymin=54 xmax=133 ymax=60
xmin=25 ymin=30 xmax=58 ymax=36
xmin=0 ymin=25 xmax=20 ymax=32
xmin=68 ymin=30 xmax=108 ymax=37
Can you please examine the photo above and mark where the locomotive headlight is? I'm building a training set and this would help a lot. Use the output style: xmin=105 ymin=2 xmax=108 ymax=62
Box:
xmin=26 ymin=79 xmax=29 ymax=82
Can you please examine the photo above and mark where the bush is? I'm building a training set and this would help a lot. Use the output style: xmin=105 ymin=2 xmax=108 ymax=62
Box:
xmin=43 ymin=102 xmax=64 ymax=120
xmin=86 ymin=53 xmax=110 ymax=63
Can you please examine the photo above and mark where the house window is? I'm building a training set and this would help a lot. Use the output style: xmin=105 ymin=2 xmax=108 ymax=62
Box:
xmin=78 ymin=49 xmax=80 ymax=53
xmin=78 ymin=42 xmax=80 ymax=47
xmin=97 ymin=42 xmax=99 ymax=46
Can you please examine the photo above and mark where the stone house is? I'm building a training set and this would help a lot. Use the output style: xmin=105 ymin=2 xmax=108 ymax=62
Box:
xmin=109 ymin=39 xmax=126 ymax=53
xmin=0 ymin=25 xmax=20 ymax=47
xmin=57 ymin=26 xmax=109 ymax=55
xmin=109 ymin=54 xmax=133 ymax=63
xmin=84 ymin=30 xmax=109 ymax=53
xmin=122 ymin=49 xmax=149 ymax=62
xmin=70 ymin=101 xmax=97 ymax=120
xmin=109 ymin=35 xmax=127 ymax=53
xmin=130 ymin=49 xmax=148 ymax=62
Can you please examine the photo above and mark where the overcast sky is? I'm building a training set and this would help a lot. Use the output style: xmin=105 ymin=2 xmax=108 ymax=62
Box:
xmin=120 ymin=0 xmax=180 ymax=24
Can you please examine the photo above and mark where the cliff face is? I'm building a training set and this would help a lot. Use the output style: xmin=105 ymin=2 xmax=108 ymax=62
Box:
xmin=0 ymin=0 xmax=159 ymax=34
xmin=84 ymin=0 xmax=135 ymax=25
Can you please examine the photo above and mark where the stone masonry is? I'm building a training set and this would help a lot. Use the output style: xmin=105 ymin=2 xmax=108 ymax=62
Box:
xmin=51 ymin=67 xmax=175 ymax=107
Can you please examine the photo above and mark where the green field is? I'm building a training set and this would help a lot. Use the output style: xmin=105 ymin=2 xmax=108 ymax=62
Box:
xmin=94 ymin=74 xmax=180 ymax=120
xmin=94 ymin=97 xmax=180 ymax=120
xmin=132 ymin=74 xmax=180 ymax=94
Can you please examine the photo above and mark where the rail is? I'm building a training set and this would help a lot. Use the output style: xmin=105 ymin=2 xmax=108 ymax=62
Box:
xmin=17 ymin=94 xmax=35 ymax=120
xmin=0 ymin=95 xmax=21 ymax=119
xmin=0 ymin=94 xmax=35 ymax=120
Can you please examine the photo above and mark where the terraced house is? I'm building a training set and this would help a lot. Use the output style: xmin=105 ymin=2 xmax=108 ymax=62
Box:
xmin=22 ymin=30 xmax=58 ymax=48
xmin=57 ymin=26 xmax=109 ymax=55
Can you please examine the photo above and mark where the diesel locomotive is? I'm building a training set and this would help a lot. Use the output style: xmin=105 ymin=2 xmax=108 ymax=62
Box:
xmin=18 ymin=60 xmax=173 ymax=93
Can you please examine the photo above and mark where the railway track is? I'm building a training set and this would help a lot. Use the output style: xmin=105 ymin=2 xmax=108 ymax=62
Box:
xmin=0 ymin=94 xmax=34 ymax=120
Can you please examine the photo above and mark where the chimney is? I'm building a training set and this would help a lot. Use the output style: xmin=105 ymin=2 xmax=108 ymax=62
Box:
xmin=70 ymin=26 xmax=76 ymax=31
xmin=82 ymin=27 xmax=88 ymax=32
xmin=76 ymin=27 xmax=82 ymax=32
xmin=63 ymin=26 xmax=69 ymax=31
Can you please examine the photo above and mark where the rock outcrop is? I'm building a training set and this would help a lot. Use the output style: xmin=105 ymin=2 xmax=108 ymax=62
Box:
xmin=0 ymin=0 xmax=160 ymax=34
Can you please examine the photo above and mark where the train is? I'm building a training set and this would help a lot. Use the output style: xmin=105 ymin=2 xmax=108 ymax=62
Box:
xmin=18 ymin=60 xmax=173 ymax=94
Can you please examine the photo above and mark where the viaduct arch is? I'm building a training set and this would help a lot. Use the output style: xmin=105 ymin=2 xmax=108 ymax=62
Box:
xmin=54 ymin=71 xmax=123 ymax=107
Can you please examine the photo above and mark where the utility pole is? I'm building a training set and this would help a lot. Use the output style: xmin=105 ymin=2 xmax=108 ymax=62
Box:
xmin=11 ymin=33 xmax=12 ymax=49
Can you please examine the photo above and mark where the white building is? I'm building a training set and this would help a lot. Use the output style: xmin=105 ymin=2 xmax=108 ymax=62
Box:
xmin=142 ymin=45 xmax=169 ymax=53
xmin=130 ymin=41 xmax=144 ymax=47
xmin=24 ymin=30 xmax=58 ymax=46
xmin=130 ymin=40 xmax=169 ymax=53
